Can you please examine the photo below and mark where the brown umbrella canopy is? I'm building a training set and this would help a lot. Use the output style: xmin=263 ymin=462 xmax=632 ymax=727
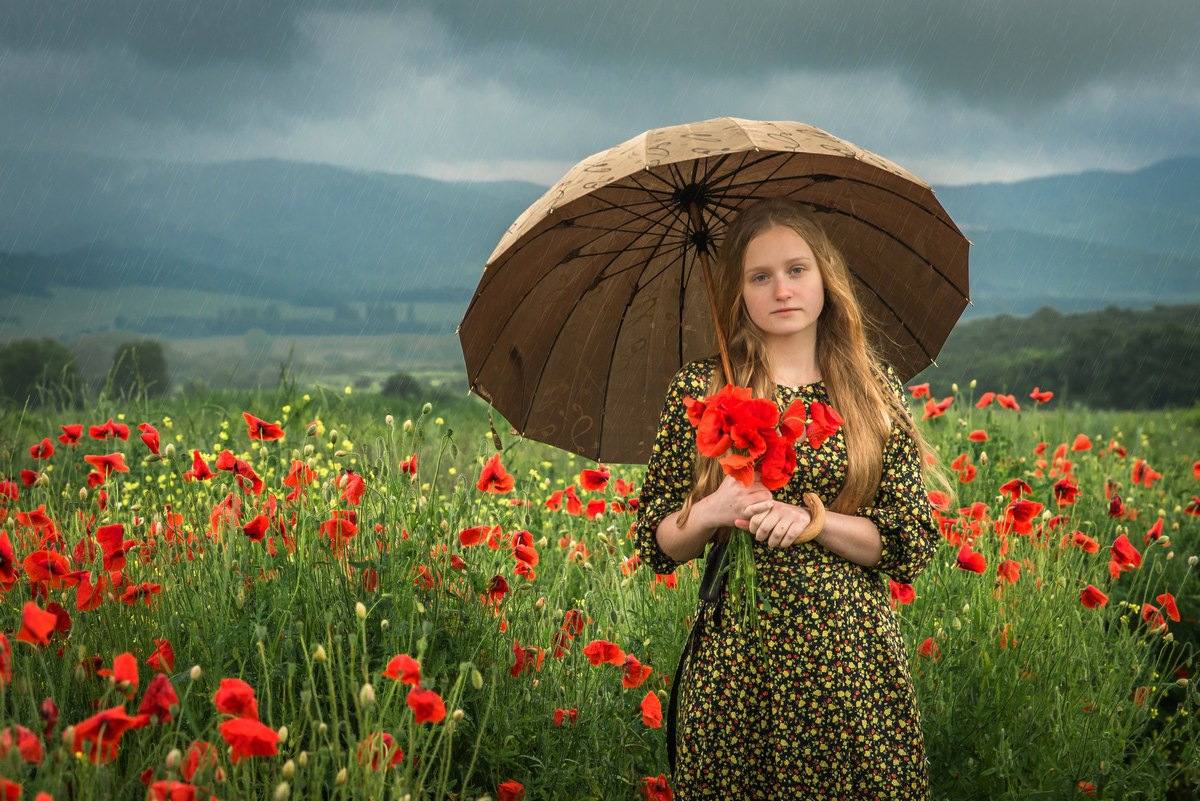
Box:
xmin=458 ymin=118 xmax=970 ymax=464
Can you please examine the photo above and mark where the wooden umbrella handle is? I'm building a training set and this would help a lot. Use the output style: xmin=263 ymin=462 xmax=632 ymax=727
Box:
xmin=796 ymin=492 xmax=825 ymax=543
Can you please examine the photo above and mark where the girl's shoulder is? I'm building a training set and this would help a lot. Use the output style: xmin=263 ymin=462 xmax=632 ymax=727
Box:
xmin=874 ymin=360 xmax=907 ymax=399
xmin=668 ymin=357 xmax=719 ymax=396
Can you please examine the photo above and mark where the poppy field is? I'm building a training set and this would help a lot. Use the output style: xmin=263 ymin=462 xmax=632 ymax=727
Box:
xmin=1 ymin=381 xmax=1198 ymax=800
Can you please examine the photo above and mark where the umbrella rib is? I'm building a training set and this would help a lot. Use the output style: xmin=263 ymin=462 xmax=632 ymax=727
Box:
xmin=848 ymin=272 xmax=936 ymax=364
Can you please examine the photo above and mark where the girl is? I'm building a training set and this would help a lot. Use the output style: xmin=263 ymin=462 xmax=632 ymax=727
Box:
xmin=635 ymin=198 xmax=942 ymax=800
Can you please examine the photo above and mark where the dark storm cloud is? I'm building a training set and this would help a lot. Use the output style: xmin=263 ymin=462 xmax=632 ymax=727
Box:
xmin=5 ymin=1 xmax=1197 ymax=104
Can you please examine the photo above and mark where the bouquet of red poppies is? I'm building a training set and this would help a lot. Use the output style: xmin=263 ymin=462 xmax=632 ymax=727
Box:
xmin=683 ymin=384 xmax=844 ymax=636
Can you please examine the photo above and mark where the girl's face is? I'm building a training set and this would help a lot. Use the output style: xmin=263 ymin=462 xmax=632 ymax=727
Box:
xmin=740 ymin=224 xmax=825 ymax=344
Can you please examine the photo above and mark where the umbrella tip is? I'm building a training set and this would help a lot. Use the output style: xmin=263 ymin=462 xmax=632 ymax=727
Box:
xmin=966 ymin=297 xmax=974 ymax=306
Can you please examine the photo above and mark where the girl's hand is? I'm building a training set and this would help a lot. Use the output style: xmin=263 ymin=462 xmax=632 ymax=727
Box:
xmin=737 ymin=499 xmax=813 ymax=548
xmin=699 ymin=474 xmax=774 ymax=530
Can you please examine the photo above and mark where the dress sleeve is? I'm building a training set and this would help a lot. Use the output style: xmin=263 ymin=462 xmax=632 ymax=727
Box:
xmin=634 ymin=361 xmax=710 ymax=575
xmin=855 ymin=369 xmax=939 ymax=585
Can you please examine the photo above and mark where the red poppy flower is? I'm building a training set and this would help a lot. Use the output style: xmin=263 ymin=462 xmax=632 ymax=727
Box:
xmin=214 ymin=450 xmax=263 ymax=494
xmin=684 ymin=385 xmax=747 ymax=456
xmin=921 ymin=396 xmax=953 ymax=420
xmin=510 ymin=639 xmax=545 ymax=677
xmin=967 ymin=430 xmax=988 ymax=442
xmin=1141 ymin=604 xmax=1168 ymax=632
xmin=477 ymin=454 xmax=515 ymax=494
xmin=1000 ymin=498 xmax=1044 ymax=536
xmin=996 ymin=394 xmax=1020 ymax=411
xmin=383 ymin=654 xmax=421 ymax=685
xmin=121 ymin=582 xmax=162 ymax=606
xmin=29 ymin=438 xmax=54 ymax=459
xmin=1186 ymin=496 xmax=1200 ymax=517
xmin=553 ymin=708 xmax=578 ymax=726
xmin=1193 ymin=461 xmax=1200 ymax=480
xmin=219 ymin=716 xmax=279 ymax=763
xmin=1143 ymin=518 xmax=1163 ymax=545
xmin=399 ymin=453 xmax=419 ymax=474
xmin=889 ymin=579 xmax=916 ymax=605
xmin=242 ymin=514 xmax=270 ymax=542
xmin=75 ymin=572 xmax=106 ymax=612
xmin=19 ymin=469 xmax=39 ymax=487
xmin=498 ymin=780 xmax=525 ymax=801
xmin=1029 ymin=387 xmax=1054 ymax=404
xmin=1130 ymin=459 xmax=1162 ymax=488
xmin=58 ymin=424 xmax=83 ymax=446
xmin=138 ymin=673 xmax=179 ymax=723
xmin=622 ymin=654 xmax=653 ymax=688
xmin=89 ymin=419 xmax=130 ymax=440
xmin=1080 ymin=585 xmax=1108 ymax=608
xmin=0 ymin=724 xmax=42 ymax=765
xmin=917 ymin=637 xmax=942 ymax=661
xmin=0 ymin=531 xmax=16 ymax=591
xmin=180 ymin=740 xmax=220 ymax=783
xmin=580 ymin=465 xmax=610 ymax=492
xmin=406 ymin=686 xmax=446 ymax=724
xmin=1053 ymin=477 xmax=1081 ymax=506
xmin=999 ymin=478 xmax=1032 ymax=499
xmin=582 ymin=639 xmax=625 ymax=666
xmin=955 ymin=544 xmax=987 ymax=574
xmin=129 ymin=423 xmax=161 ymax=456
xmin=72 ymin=705 xmax=143 ymax=763
xmin=1156 ymin=592 xmax=1180 ymax=622
xmin=98 ymin=652 xmax=139 ymax=696
xmin=584 ymin=499 xmax=607 ymax=520
xmin=1070 ymin=531 xmax=1100 ymax=553
xmin=282 ymin=459 xmax=316 ymax=500
xmin=22 ymin=549 xmax=73 ymax=588
xmin=214 ymin=678 xmax=259 ymax=720
xmin=640 ymin=691 xmax=663 ymax=728
xmin=0 ymin=479 xmax=16 ymax=503
xmin=83 ymin=452 xmax=129 ymax=478
xmin=615 ymin=478 xmax=636 ymax=496
xmin=320 ymin=510 xmax=358 ymax=542
xmin=243 ymin=412 xmax=285 ymax=441
xmin=997 ymin=559 xmax=1021 ymax=585
xmin=642 ymin=774 xmax=675 ymax=801
xmin=339 ymin=470 xmax=365 ymax=506
xmin=0 ymin=634 xmax=10 ymax=686
xmin=1070 ymin=433 xmax=1092 ymax=451
xmin=357 ymin=731 xmax=404 ymax=770
xmin=17 ymin=601 xmax=57 ymax=646
xmin=148 ymin=780 xmax=198 ymax=801
xmin=458 ymin=524 xmax=499 ymax=548
xmin=975 ymin=391 xmax=996 ymax=408
xmin=564 ymin=484 xmax=583 ymax=515
xmin=147 ymin=638 xmax=175 ymax=672
xmin=907 ymin=382 xmax=930 ymax=399
xmin=1110 ymin=533 xmax=1142 ymax=572
xmin=182 ymin=451 xmax=216 ymax=482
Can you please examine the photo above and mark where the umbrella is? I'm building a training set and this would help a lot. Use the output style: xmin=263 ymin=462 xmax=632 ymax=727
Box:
xmin=458 ymin=117 xmax=970 ymax=464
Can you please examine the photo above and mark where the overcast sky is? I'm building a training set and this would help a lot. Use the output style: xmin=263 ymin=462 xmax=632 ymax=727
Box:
xmin=2 ymin=0 xmax=1197 ymax=186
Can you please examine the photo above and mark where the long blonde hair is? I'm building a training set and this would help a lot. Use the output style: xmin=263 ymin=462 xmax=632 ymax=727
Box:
xmin=677 ymin=198 xmax=945 ymax=532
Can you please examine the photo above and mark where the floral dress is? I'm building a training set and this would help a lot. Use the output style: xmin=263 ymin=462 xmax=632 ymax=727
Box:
xmin=635 ymin=358 xmax=938 ymax=801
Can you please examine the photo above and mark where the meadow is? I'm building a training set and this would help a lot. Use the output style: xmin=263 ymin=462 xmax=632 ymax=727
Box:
xmin=0 ymin=378 xmax=1197 ymax=800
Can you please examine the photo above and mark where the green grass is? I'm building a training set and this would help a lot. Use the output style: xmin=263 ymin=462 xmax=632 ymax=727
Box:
xmin=0 ymin=387 xmax=1197 ymax=800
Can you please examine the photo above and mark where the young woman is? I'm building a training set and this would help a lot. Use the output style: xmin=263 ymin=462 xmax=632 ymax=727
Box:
xmin=635 ymin=198 xmax=942 ymax=799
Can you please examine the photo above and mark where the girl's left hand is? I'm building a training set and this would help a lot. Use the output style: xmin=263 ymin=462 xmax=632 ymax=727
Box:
xmin=736 ymin=499 xmax=813 ymax=548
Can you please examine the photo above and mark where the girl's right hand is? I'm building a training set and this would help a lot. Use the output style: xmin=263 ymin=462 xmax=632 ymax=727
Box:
xmin=698 ymin=474 xmax=774 ymax=530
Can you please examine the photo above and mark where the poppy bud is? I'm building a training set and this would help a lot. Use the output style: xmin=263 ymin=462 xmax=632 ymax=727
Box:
xmin=273 ymin=782 xmax=290 ymax=801
xmin=403 ymin=419 xmax=413 ymax=432
xmin=422 ymin=403 xmax=433 ymax=414
xmin=282 ymin=759 xmax=295 ymax=779
xmin=335 ymin=450 xmax=347 ymax=458
xmin=359 ymin=683 xmax=376 ymax=708
xmin=167 ymin=748 xmax=182 ymax=768
xmin=304 ymin=444 xmax=314 ymax=455
xmin=190 ymin=665 xmax=202 ymax=681
xmin=385 ymin=414 xmax=394 ymax=426
xmin=277 ymin=725 xmax=288 ymax=743
xmin=313 ymin=645 xmax=327 ymax=663
xmin=329 ymin=429 xmax=339 ymax=442
xmin=969 ymin=379 xmax=977 ymax=389
xmin=298 ymin=751 xmax=308 ymax=767
xmin=164 ymin=443 xmax=175 ymax=458
xmin=979 ymin=451 xmax=988 ymax=465
xmin=335 ymin=768 xmax=347 ymax=785
xmin=452 ymin=708 xmax=464 ymax=721
xmin=1189 ymin=556 xmax=1198 ymax=566
xmin=951 ymin=383 xmax=959 ymax=393
xmin=319 ymin=722 xmax=328 ymax=736
xmin=79 ymin=487 xmax=88 ymax=500
xmin=962 ymin=602 xmax=970 ymax=613
xmin=355 ymin=602 xmax=367 ymax=620
xmin=471 ymin=668 xmax=484 ymax=690
xmin=1166 ymin=551 xmax=1174 ymax=560
xmin=380 ymin=619 xmax=390 ymax=631
xmin=62 ymin=725 xmax=75 ymax=746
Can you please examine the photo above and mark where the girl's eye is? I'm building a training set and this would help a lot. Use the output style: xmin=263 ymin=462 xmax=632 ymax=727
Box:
xmin=790 ymin=265 xmax=806 ymax=275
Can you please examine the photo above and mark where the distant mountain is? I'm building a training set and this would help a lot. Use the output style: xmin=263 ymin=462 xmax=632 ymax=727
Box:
xmin=1 ymin=151 xmax=1198 ymax=326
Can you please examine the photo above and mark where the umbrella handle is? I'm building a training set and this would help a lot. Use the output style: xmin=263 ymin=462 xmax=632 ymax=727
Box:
xmin=796 ymin=492 xmax=825 ymax=543
xmin=687 ymin=202 xmax=734 ymax=383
